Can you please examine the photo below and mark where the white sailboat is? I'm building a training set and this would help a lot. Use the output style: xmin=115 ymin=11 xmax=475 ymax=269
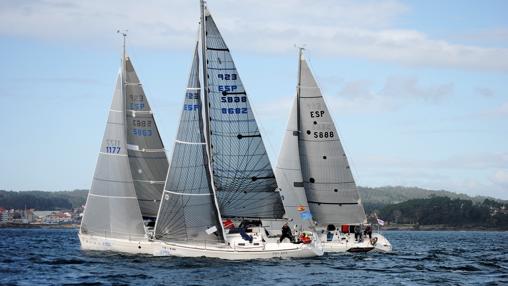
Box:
xmin=276 ymin=48 xmax=392 ymax=253
xmin=79 ymin=32 xmax=169 ymax=254
xmin=151 ymin=1 xmax=323 ymax=260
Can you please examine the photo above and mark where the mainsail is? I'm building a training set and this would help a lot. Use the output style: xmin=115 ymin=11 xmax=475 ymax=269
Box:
xmin=297 ymin=52 xmax=366 ymax=225
xmin=80 ymin=59 xmax=146 ymax=240
xmin=154 ymin=44 xmax=224 ymax=243
xmin=125 ymin=57 xmax=169 ymax=218
xmin=204 ymin=9 xmax=284 ymax=219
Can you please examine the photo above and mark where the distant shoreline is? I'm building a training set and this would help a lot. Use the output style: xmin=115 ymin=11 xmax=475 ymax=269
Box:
xmin=0 ymin=223 xmax=78 ymax=229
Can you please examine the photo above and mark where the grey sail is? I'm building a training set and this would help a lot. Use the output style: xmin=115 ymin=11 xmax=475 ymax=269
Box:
xmin=204 ymin=9 xmax=284 ymax=219
xmin=275 ymin=96 xmax=314 ymax=230
xmin=80 ymin=66 xmax=146 ymax=240
xmin=154 ymin=44 xmax=224 ymax=243
xmin=297 ymin=53 xmax=366 ymax=225
xmin=124 ymin=57 xmax=169 ymax=218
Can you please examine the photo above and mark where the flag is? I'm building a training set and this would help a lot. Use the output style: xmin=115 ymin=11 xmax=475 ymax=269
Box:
xmin=300 ymin=211 xmax=312 ymax=220
xmin=377 ymin=218 xmax=385 ymax=226
xmin=205 ymin=225 xmax=218 ymax=235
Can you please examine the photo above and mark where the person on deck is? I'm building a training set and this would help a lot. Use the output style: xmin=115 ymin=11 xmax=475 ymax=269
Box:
xmin=364 ymin=225 xmax=372 ymax=239
xmin=279 ymin=222 xmax=294 ymax=243
xmin=354 ymin=225 xmax=362 ymax=242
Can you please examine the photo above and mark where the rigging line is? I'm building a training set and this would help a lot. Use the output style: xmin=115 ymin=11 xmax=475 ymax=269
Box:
xmin=89 ymin=193 xmax=137 ymax=199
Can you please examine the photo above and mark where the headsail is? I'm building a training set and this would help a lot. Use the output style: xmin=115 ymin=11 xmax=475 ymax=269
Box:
xmin=297 ymin=53 xmax=366 ymax=225
xmin=125 ymin=57 xmax=169 ymax=218
xmin=80 ymin=65 xmax=145 ymax=240
xmin=203 ymin=9 xmax=284 ymax=219
xmin=154 ymin=44 xmax=224 ymax=243
xmin=275 ymin=96 xmax=314 ymax=231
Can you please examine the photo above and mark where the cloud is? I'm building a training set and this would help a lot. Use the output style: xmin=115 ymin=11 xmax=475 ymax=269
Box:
xmin=478 ymin=101 xmax=508 ymax=117
xmin=381 ymin=77 xmax=454 ymax=102
xmin=1 ymin=0 xmax=507 ymax=71
xmin=326 ymin=76 xmax=453 ymax=114
xmin=474 ymin=87 xmax=495 ymax=97
xmin=493 ymin=170 xmax=508 ymax=186
xmin=355 ymin=154 xmax=508 ymax=199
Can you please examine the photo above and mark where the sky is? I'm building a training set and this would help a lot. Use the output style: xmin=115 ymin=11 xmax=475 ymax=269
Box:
xmin=0 ymin=0 xmax=507 ymax=199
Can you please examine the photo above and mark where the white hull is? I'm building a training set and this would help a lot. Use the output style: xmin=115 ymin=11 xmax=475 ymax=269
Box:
xmin=79 ymin=232 xmax=323 ymax=260
xmin=79 ymin=233 xmax=159 ymax=255
xmin=320 ymin=232 xmax=392 ymax=253
xmin=154 ymin=240 xmax=322 ymax=260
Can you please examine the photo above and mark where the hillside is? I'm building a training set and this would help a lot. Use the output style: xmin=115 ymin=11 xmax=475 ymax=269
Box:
xmin=378 ymin=196 xmax=508 ymax=229
xmin=0 ymin=187 xmax=504 ymax=212
xmin=0 ymin=189 xmax=88 ymax=210
xmin=358 ymin=186 xmax=504 ymax=214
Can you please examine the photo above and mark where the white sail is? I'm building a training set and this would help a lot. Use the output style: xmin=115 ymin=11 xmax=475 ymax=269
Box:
xmin=124 ymin=57 xmax=169 ymax=218
xmin=203 ymin=9 xmax=284 ymax=219
xmin=154 ymin=44 xmax=224 ymax=243
xmin=275 ymin=96 xmax=314 ymax=230
xmin=297 ymin=53 xmax=366 ymax=225
xmin=80 ymin=66 xmax=145 ymax=240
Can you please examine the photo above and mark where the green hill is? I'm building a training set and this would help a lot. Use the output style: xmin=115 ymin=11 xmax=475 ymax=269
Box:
xmin=0 ymin=189 xmax=88 ymax=210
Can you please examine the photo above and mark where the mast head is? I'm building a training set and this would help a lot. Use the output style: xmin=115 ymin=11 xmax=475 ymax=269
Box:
xmin=294 ymin=44 xmax=307 ymax=60
xmin=117 ymin=29 xmax=128 ymax=60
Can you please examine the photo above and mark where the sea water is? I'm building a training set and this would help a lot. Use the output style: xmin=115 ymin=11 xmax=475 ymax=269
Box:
xmin=0 ymin=228 xmax=506 ymax=285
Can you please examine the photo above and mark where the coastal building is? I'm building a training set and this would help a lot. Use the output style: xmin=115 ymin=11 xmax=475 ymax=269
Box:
xmin=0 ymin=208 xmax=8 ymax=224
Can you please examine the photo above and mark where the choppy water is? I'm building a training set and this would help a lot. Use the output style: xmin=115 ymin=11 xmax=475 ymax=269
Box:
xmin=0 ymin=228 xmax=507 ymax=285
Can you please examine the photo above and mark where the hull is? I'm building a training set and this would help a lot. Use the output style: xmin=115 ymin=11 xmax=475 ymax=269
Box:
xmin=79 ymin=232 xmax=323 ymax=260
xmin=79 ymin=233 xmax=159 ymax=255
xmin=320 ymin=232 xmax=392 ymax=253
xmin=153 ymin=240 xmax=323 ymax=260
xmin=371 ymin=233 xmax=392 ymax=252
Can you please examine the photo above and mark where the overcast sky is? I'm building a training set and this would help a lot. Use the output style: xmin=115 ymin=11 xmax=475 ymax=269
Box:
xmin=1 ymin=0 xmax=507 ymax=199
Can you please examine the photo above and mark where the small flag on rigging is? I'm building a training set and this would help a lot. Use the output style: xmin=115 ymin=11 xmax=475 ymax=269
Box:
xmin=377 ymin=218 xmax=385 ymax=226
xmin=205 ymin=225 xmax=218 ymax=235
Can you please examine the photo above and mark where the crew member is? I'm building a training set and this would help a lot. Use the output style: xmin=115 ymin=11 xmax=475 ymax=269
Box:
xmin=279 ymin=222 xmax=294 ymax=243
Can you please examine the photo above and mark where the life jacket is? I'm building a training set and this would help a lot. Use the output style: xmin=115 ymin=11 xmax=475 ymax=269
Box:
xmin=299 ymin=233 xmax=312 ymax=244
xmin=223 ymin=219 xmax=235 ymax=229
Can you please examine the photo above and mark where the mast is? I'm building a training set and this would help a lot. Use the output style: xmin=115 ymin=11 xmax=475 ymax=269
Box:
xmin=118 ymin=30 xmax=128 ymax=145
xmin=199 ymin=0 xmax=228 ymax=242
xmin=296 ymin=47 xmax=304 ymax=133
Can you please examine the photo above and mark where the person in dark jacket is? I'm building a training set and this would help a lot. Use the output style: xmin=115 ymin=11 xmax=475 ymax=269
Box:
xmin=354 ymin=225 xmax=362 ymax=242
xmin=364 ymin=225 xmax=372 ymax=239
xmin=279 ymin=222 xmax=294 ymax=243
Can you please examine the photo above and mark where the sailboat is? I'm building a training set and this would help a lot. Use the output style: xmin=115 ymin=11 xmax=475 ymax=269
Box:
xmin=79 ymin=33 xmax=169 ymax=254
xmin=275 ymin=48 xmax=392 ymax=253
xmin=151 ymin=1 xmax=323 ymax=260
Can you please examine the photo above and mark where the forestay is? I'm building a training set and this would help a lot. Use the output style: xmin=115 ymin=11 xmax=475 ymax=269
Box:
xmin=80 ymin=68 xmax=146 ymax=240
xmin=124 ymin=57 xmax=169 ymax=218
xmin=297 ymin=54 xmax=366 ymax=225
xmin=154 ymin=45 xmax=224 ymax=243
xmin=204 ymin=10 xmax=284 ymax=219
